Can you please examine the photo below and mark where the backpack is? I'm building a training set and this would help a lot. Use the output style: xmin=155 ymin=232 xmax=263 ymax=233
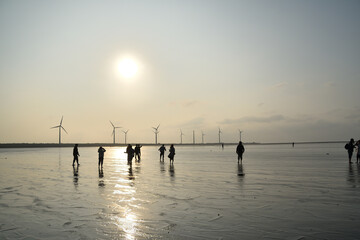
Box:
xmin=345 ymin=143 xmax=349 ymax=150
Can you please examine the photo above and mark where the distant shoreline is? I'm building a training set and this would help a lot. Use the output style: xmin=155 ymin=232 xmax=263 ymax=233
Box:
xmin=0 ymin=141 xmax=346 ymax=148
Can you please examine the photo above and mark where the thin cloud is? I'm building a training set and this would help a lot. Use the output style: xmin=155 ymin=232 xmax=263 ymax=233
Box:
xmin=220 ymin=115 xmax=285 ymax=125
xmin=179 ymin=117 xmax=205 ymax=128
xmin=271 ymin=81 xmax=288 ymax=89
xmin=168 ymin=100 xmax=200 ymax=108
xmin=183 ymin=100 xmax=199 ymax=107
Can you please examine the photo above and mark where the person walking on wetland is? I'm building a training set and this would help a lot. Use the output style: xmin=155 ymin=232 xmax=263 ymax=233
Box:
xmin=126 ymin=144 xmax=135 ymax=167
xmin=236 ymin=141 xmax=245 ymax=163
xmin=168 ymin=144 xmax=175 ymax=164
xmin=72 ymin=144 xmax=80 ymax=166
xmin=134 ymin=144 xmax=142 ymax=161
xmin=345 ymin=138 xmax=355 ymax=163
xmin=355 ymin=140 xmax=360 ymax=164
xmin=98 ymin=146 xmax=106 ymax=168
xmin=159 ymin=144 xmax=166 ymax=161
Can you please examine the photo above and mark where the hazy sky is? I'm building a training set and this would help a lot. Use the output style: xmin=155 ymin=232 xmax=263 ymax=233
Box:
xmin=1 ymin=0 xmax=359 ymax=144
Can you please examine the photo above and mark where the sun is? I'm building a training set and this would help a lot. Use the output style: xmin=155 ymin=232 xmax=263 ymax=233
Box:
xmin=118 ymin=58 xmax=138 ymax=78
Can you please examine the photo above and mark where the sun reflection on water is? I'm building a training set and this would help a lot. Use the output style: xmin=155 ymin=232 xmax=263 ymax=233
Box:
xmin=109 ymin=147 xmax=139 ymax=239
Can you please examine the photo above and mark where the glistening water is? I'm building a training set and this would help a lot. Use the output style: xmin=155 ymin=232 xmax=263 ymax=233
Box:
xmin=1 ymin=143 xmax=360 ymax=239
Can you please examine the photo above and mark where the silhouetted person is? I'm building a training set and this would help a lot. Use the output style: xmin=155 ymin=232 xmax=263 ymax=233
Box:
xmin=98 ymin=146 xmax=106 ymax=168
xmin=159 ymin=144 xmax=166 ymax=161
xmin=222 ymin=143 xmax=224 ymax=149
xmin=168 ymin=144 xmax=175 ymax=164
xmin=356 ymin=140 xmax=360 ymax=164
xmin=346 ymin=138 xmax=355 ymax=163
xmin=236 ymin=141 xmax=245 ymax=163
xmin=134 ymin=144 xmax=142 ymax=161
xmin=72 ymin=144 xmax=80 ymax=166
xmin=292 ymin=142 xmax=295 ymax=147
xmin=126 ymin=144 xmax=135 ymax=166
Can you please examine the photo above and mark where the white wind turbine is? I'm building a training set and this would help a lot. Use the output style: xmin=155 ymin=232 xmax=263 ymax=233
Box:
xmin=180 ymin=129 xmax=185 ymax=144
xmin=152 ymin=124 xmax=160 ymax=144
xmin=218 ymin=127 xmax=222 ymax=143
xmin=238 ymin=129 xmax=243 ymax=141
xmin=110 ymin=121 xmax=121 ymax=144
xmin=51 ymin=116 xmax=68 ymax=144
xmin=122 ymin=129 xmax=129 ymax=144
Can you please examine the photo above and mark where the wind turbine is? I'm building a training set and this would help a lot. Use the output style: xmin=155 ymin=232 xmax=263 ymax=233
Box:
xmin=152 ymin=124 xmax=160 ymax=144
xmin=218 ymin=128 xmax=222 ymax=144
xmin=122 ymin=129 xmax=129 ymax=144
xmin=238 ymin=129 xmax=243 ymax=141
xmin=180 ymin=129 xmax=184 ymax=144
xmin=201 ymin=131 xmax=205 ymax=144
xmin=193 ymin=130 xmax=195 ymax=144
xmin=51 ymin=116 xmax=68 ymax=144
xmin=110 ymin=121 xmax=121 ymax=144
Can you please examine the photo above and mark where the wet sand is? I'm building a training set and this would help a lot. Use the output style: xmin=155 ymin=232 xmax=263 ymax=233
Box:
xmin=0 ymin=144 xmax=359 ymax=239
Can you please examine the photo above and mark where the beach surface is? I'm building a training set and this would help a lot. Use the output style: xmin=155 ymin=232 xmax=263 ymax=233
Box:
xmin=1 ymin=143 xmax=360 ymax=239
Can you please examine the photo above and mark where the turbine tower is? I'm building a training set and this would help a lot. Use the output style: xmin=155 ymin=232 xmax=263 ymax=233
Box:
xmin=180 ymin=129 xmax=184 ymax=144
xmin=110 ymin=121 xmax=121 ymax=144
xmin=218 ymin=128 xmax=222 ymax=144
xmin=122 ymin=129 xmax=129 ymax=144
xmin=193 ymin=130 xmax=195 ymax=144
xmin=152 ymin=124 xmax=160 ymax=144
xmin=238 ymin=129 xmax=243 ymax=141
xmin=201 ymin=131 xmax=205 ymax=144
xmin=51 ymin=116 xmax=68 ymax=144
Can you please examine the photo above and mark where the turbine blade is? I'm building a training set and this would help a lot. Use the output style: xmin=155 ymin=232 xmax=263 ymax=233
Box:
xmin=51 ymin=125 xmax=60 ymax=129
xmin=60 ymin=116 xmax=63 ymax=125
xmin=110 ymin=121 xmax=115 ymax=128
xmin=157 ymin=124 xmax=160 ymax=129
xmin=62 ymin=126 xmax=68 ymax=134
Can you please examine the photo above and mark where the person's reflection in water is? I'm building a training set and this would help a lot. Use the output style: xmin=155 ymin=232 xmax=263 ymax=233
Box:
xmin=169 ymin=164 xmax=175 ymax=178
xmin=134 ymin=162 xmax=141 ymax=175
xmin=348 ymin=163 xmax=360 ymax=187
xmin=160 ymin=161 xmax=165 ymax=174
xmin=357 ymin=164 xmax=360 ymax=185
xmin=348 ymin=163 xmax=356 ymax=186
xmin=73 ymin=165 xmax=79 ymax=188
xmin=98 ymin=168 xmax=105 ymax=188
xmin=237 ymin=163 xmax=245 ymax=177
xmin=128 ymin=166 xmax=135 ymax=180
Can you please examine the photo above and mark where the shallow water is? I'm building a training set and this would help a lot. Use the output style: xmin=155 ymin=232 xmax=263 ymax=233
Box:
xmin=0 ymin=144 xmax=360 ymax=239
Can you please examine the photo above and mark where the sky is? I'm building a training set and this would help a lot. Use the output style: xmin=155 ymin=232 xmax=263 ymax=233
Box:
xmin=0 ymin=0 xmax=359 ymax=144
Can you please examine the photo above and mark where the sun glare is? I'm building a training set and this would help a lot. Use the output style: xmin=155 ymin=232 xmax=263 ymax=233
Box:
xmin=118 ymin=58 xmax=138 ymax=78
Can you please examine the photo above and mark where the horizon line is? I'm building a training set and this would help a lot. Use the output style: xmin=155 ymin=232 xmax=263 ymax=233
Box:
xmin=0 ymin=141 xmax=347 ymax=148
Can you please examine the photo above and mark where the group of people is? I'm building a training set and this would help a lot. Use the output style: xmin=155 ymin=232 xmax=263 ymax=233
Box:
xmin=345 ymin=138 xmax=360 ymax=164
xmin=125 ymin=144 xmax=143 ymax=166
xmin=72 ymin=142 xmax=245 ymax=168
xmin=73 ymin=139 xmax=359 ymax=171
xmin=158 ymin=144 xmax=176 ymax=164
